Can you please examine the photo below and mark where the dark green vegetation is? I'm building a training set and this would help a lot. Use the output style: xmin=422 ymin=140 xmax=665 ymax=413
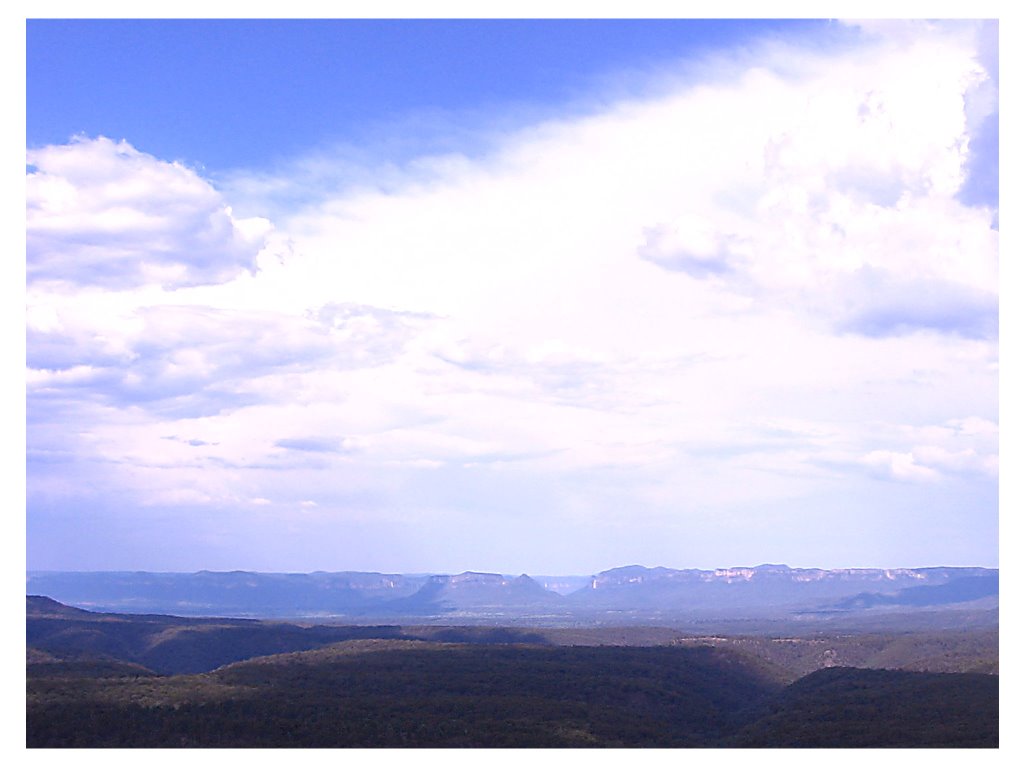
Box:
xmin=27 ymin=596 xmax=555 ymax=675
xmin=29 ymin=643 xmax=786 ymax=747
xmin=732 ymin=667 xmax=999 ymax=747
xmin=670 ymin=630 xmax=999 ymax=677
xmin=27 ymin=597 xmax=998 ymax=748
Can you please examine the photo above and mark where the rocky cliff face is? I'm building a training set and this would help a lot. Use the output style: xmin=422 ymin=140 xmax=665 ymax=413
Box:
xmin=568 ymin=564 xmax=997 ymax=611
xmin=27 ymin=564 xmax=998 ymax=621
xmin=407 ymin=572 xmax=565 ymax=610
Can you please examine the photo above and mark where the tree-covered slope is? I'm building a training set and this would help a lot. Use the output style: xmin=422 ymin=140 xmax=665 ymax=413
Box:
xmin=28 ymin=640 xmax=787 ymax=747
xmin=731 ymin=666 xmax=998 ymax=747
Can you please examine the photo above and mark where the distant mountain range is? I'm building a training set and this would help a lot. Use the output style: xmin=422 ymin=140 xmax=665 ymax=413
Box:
xmin=26 ymin=564 xmax=997 ymax=628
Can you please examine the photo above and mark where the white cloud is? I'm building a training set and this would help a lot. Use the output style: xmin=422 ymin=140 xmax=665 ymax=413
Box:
xmin=27 ymin=136 xmax=272 ymax=289
xmin=26 ymin=22 xmax=999 ymax=570
xmin=911 ymin=445 xmax=998 ymax=478
xmin=860 ymin=450 xmax=940 ymax=482
xmin=638 ymin=217 xmax=746 ymax=277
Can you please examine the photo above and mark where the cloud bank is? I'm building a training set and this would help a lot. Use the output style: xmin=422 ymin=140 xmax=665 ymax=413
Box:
xmin=27 ymin=21 xmax=998 ymax=573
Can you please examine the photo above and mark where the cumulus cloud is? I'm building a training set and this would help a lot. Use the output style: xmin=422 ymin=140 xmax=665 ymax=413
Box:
xmin=637 ymin=34 xmax=994 ymax=338
xmin=309 ymin=303 xmax=436 ymax=366
xmin=27 ymin=304 xmax=337 ymax=418
xmin=25 ymin=293 xmax=440 ymax=425
xmin=27 ymin=136 xmax=271 ymax=288
xmin=911 ymin=445 xmax=997 ymax=478
xmin=637 ymin=219 xmax=746 ymax=278
xmin=833 ymin=267 xmax=998 ymax=339
xmin=859 ymin=450 xmax=939 ymax=482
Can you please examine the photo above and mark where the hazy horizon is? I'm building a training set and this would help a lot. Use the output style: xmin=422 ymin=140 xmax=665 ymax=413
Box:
xmin=25 ymin=559 xmax=1000 ymax=577
xmin=27 ymin=19 xmax=998 ymax=575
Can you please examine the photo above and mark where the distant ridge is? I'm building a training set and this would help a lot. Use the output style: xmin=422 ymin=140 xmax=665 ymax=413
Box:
xmin=569 ymin=564 xmax=997 ymax=613
xmin=829 ymin=573 xmax=999 ymax=610
xmin=391 ymin=572 xmax=564 ymax=613
xmin=27 ymin=564 xmax=997 ymax=625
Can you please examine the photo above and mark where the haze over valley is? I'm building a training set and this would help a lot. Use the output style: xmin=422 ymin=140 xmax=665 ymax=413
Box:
xmin=28 ymin=563 xmax=998 ymax=632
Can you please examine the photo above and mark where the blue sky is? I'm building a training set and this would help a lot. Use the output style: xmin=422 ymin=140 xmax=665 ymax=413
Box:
xmin=26 ymin=18 xmax=999 ymax=574
xmin=28 ymin=19 xmax=834 ymax=173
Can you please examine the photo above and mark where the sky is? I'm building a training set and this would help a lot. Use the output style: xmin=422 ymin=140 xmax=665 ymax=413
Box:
xmin=25 ymin=17 xmax=1000 ymax=575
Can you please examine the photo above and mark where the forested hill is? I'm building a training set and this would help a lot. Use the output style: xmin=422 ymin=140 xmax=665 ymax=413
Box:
xmin=28 ymin=596 xmax=998 ymax=678
xmin=27 ymin=598 xmax=998 ymax=748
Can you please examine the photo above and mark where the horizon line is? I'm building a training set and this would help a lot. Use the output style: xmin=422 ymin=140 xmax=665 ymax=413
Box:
xmin=25 ymin=562 xmax=1000 ymax=577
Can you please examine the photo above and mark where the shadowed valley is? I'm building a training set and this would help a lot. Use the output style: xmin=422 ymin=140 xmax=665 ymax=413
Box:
xmin=27 ymin=593 xmax=997 ymax=748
